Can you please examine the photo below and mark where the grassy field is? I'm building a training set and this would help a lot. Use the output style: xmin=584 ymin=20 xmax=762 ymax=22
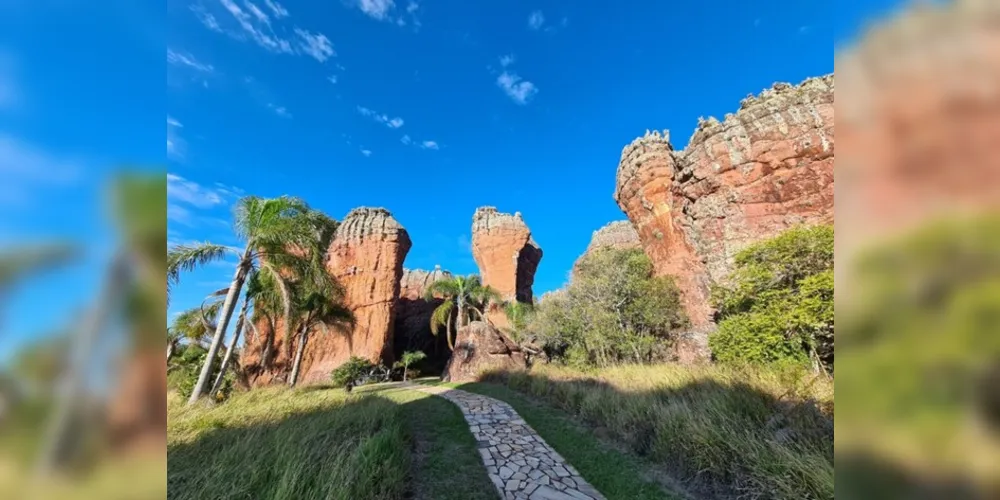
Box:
xmin=167 ymin=384 xmax=494 ymax=500
xmin=474 ymin=364 xmax=834 ymax=500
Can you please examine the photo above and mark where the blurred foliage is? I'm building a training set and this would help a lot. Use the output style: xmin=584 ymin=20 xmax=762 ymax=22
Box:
xmin=837 ymin=214 xmax=1000 ymax=495
xmin=528 ymin=248 xmax=687 ymax=368
xmin=329 ymin=356 xmax=379 ymax=388
xmin=709 ymin=225 xmax=834 ymax=374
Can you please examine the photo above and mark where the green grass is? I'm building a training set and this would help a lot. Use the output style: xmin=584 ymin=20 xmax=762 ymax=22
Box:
xmin=416 ymin=379 xmax=679 ymax=500
xmin=472 ymin=364 xmax=834 ymax=500
xmin=167 ymin=384 xmax=494 ymax=500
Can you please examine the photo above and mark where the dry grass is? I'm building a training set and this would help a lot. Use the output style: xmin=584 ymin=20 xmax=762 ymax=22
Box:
xmin=479 ymin=363 xmax=833 ymax=500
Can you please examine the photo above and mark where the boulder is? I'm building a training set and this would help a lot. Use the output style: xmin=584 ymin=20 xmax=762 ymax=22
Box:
xmin=614 ymin=75 xmax=835 ymax=361
xmin=443 ymin=321 xmax=526 ymax=383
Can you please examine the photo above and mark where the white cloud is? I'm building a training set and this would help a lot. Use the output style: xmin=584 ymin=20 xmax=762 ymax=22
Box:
xmin=167 ymin=173 xmax=224 ymax=208
xmin=264 ymin=0 xmax=289 ymax=18
xmin=420 ymin=140 xmax=439 ymax=150
xmin=167 ymin=49 xmax=215 ymax=72
xmin=499 ymin=54 xmax=515 ymax=68
xmin=360 ymin=149 xmax=372 ymax=157
xmin=496 ymin=71 xmax=538 ymax=105
xmin=356 ymin=0 xmax=395 ymax=20
xmin=218 ymin=0 xmax=293 ymax=53
xmin=327 ymin=75 xmax=338 ymax=84
xmin=406 ymin=1 xmax=418 ymax=14
xmin=268 ymin=103 xmax=291 ymax=118
xmin=528 ymin=10 xmax=544 ymax=30
xmin=295 ymin=28 xmax=335 ymax=62
xmin=400 ymin=135 xmax=412 ymax=145
xmin=798 ymin=25 xmax=811 ymax=35
xmin=192 ymin=4 xmax=224 ymax=32
xmin=357 ymin=106 xmax=404 ymax=129
xmin=167 ymin=116 xmax=185 ymax=160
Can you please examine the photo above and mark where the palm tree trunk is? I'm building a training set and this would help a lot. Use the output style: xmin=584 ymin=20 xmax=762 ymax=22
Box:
xmin=188 ymin=248 xmax=251 ymax=405
xmin=210 ymin=294 xmax=249 ymax=396
xmin=446 ymin=307 xmax=454 ymax=350
xmin=289 ymin=324 xmax=310 ymax=387
xmin=36 ymin=253 xmax=126 ymax=475
xmin=403 ymin=364 xmax=408 ymax=382
xmin=166 ymin=340 xmax=176 ymax=363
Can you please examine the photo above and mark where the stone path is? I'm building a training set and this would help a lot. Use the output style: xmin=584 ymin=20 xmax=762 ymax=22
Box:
xmin=404 ymin=382 xmax=606 ymax=500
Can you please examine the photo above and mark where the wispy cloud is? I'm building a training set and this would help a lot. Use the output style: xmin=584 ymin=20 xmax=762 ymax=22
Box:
xmin=268 ymin=103 xmax=292 ymax=118
xmin=499 ymin=54 xmax=515 ymax=68
xmin=496 ymin=71 xmax=538 ymax=105
xmin=360 ymin=149 xmax=372 ymax=157
xmin=295 ymin=28 xmax=334 ymax=62
xmin=167 ymin=48 xmax=214 ymax=73
xmin=357 ymin=106 xmax=404 ymax=128
xmin=264 ymin=0 xmax=288 ymax=18
xmin=400 ymin=135 xmax=412 ymax=145
xmin=167 ymin=173 xmax=241 ymax=227
xmin=349 ymin=0 xmax=421 ymax=28
xmin=0 ymin=134 xmax=81 ymax=207
xmin=167 ymin=116 xmax=185 ymax=161
xmin=528 ymin=10 xmax=544 ymax=30
xmin=420 ymin=140 xmax=439 ymax=150
xmin=327 ymin=75 xmax=338 ymax=84
xmin=192 ymin=0 xmax=336 ymax=63
xmin=798 ymin=25 xmax=811 ymax=35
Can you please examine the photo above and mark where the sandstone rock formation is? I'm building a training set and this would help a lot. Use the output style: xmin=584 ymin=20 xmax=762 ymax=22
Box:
xmin=471 ymin=207 xmax=542 ymax=326
xmin=393 ymin=266 xmax=452 ymax=368
xmin=244 ymin=207 xmax=410 ymax=386
xmin=443 ymin=321 xmax=526 ymax=383
xmin=614 ymin=75 xmax=835 ymax=361
xmin=572 ymin=220 xmax=641 ymax=277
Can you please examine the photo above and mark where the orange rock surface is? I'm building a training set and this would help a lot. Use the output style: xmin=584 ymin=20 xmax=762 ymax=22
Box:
xmin=614 ymin=75 xmax=835 ymax=361
xmin=470 ymin=207 xmax=542 ymax=327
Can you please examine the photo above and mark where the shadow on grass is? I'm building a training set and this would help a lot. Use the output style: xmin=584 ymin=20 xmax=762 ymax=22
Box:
xmin=167 ymin=386 xmax=495 ymax=500
xmin=460 ymin=369 xmax=836 ymax=500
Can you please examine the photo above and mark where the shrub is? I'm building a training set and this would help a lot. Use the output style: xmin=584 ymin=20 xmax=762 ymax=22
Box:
xmin=329 ymin=356 xmax=378 ymax=387
xmin=167 ymin=344 xmax=236 ymax=401
xmin=710 ymin=225 xmax=834 ymax=374
xmin=528 ymin=248 xmax=687 ymax=368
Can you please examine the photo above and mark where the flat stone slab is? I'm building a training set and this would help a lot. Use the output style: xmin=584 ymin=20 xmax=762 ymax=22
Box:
xmin=404 ymin=382 xmax=605 ymax=500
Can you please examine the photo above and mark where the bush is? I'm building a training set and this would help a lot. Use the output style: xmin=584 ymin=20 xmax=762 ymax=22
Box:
xmin=710 ymin=225 xmax=834 ymax=374
xmin=528 ymin=248 xmax=687 ymax=368
xmin=329 ymin=356 xmax=378 ymax=387
xmin=167 ymin=344 xmax=236 ymax=401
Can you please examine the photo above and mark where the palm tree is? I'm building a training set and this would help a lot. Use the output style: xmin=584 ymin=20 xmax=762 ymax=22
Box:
xmin=426 ymin=275 xmax=501 ymax=350
xmin=502 ymin=301 xmax=535 ymax=341
xmin=168 ymin=195 xmax=324 ymax=404
xmin=0 ymin=244 xmax=78 ymax=325
xmin=395 ymin=350 xmax=426 ymax=381
xmin=167 ymin=302 xmax=222 ymax=362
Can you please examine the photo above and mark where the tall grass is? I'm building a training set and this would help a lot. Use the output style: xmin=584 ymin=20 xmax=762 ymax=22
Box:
xmin=167 ymin=387 xmax=408 ymax=500
xmin=479 ymin=364 xmax=833 ymax=500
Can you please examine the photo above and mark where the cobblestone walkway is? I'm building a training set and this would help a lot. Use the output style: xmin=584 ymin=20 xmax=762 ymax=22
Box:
xmin=404 ymin=383 xmax=606 ymax=500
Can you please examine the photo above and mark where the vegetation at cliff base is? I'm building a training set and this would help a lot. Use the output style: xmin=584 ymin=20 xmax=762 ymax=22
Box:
xmin=709 ymin=225 xmax=834 ymax=374
xmin=526 ymin=248 xmax=687 ymax=368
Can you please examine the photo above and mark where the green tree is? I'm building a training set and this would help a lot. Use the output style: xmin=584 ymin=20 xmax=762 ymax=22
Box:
xmin=530 ymin=248 xmax=686 ymax=368
xmin=501 ymin=301 xmax=535 ymax=342
xmin=394 ymin=350 xmax=426 ymax=381
xmin=709 ymin=225 xmax=834 ymax=374
xmin=425 ymin=274 xmax=501 ymax=350
xmin=286 ymin=269 xmax=355 ymax=387
xmin=167 ymin=302 xmax=222 ymax=362
xmin=167 ymin=195 xmax=326 ymax=404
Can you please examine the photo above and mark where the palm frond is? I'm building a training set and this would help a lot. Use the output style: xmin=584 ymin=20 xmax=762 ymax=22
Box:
xmin=425 ymin=278 xmax=460 ymax=300
xmin=0 ymin=243 xmax=78 ymax=291
xmin=167 ymin=242 xmax=233 ymax=287
xmin=429 ymin=300 xmax=454 ymax=336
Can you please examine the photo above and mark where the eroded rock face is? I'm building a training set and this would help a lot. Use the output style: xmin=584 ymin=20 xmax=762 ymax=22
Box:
xmin=614 ymin=75 xmax=835 ymax=361
xmin=471 ymin=207 xmax=542 ymax=326
xmin=443 ymin=321 xmax=526 ymax=383
xmin=572 ymin=220 xmax=641 ymax=277
xmin=243 ymin=207 xmax=410 ymax=386
xmin=393 ymin=266 xmax=453 ymax=368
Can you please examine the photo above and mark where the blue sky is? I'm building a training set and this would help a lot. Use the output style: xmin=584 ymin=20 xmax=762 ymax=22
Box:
xmin=0 ymin=0 xmax=905 ymax=359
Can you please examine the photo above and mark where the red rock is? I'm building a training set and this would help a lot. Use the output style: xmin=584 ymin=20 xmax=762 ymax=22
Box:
xmin=243 ymin=207 xmax=410 ymax=386
xmin=471 ymin=207 xmax=542 ymax=327
xmin=443 ymin=321 xmax=526 ymax=383
xmin=614 ymin=75 xmax=835 ymax=361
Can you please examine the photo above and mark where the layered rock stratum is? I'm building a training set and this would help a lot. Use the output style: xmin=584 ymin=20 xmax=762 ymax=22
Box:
xmin=614 ymin=75 xmax=835 ymax=361
xmin=572 ymin=220 xmax=641 ymax=276
xmin=244 ymin=207 xmax=411 ymax=386
xmin=471 ymin=207 xmax=542 ymax=326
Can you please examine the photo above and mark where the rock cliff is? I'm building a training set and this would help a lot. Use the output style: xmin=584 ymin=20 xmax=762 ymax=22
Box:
xmin=471 ymin=207 xmax=542 ymax=326
xmin=614 ymin=75 xmax=835 ymax=361
xmin=571 ymin=220 xmax=641 ymax=277
xmin=393 ymin=266 xmax=453 ymax=369
xmin=442 ymin=321 xmax=526 ymax=383
xmin=243 ymin=207 xmax=410 ymax=386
